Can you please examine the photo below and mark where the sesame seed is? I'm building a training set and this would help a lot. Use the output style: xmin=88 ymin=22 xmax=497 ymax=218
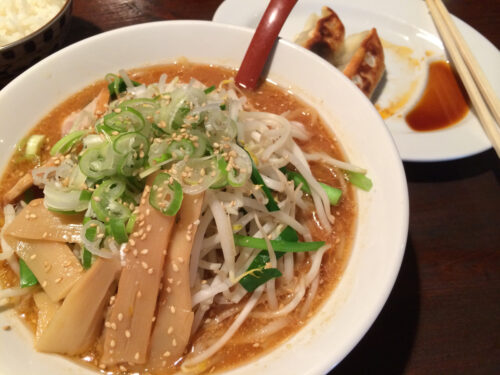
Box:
xmin=148 ymin=268 xmax=154 ymax=274
xmin=163 ymin=351 xmax=171 ymax=357
xmin=125 ymin=330 xmax=131 ymax=338
xmin=166 ymin=287 xmax=172 ymax=293
xmin=170 ymin=306 xmax=176 ymax=314
xmin=167 ymin=278 xmax=173 ymax=284
xmin=111 ymin=322 xmax=117 ymax=330
xmin=110 ymin=340 xmax=116 ymax=348
xmin=141 ymin=249 xmax=149 ymax=255
xmin=118 ymin=313 xmax=123 ymax=321
xmin=105 ymin=321 xmax=111 ymax=328
xmin=42 ymin=281 xmax=47 ymax=287
xmin=55 ymin=277 xmax=62 ymax=284
xmin=172 ymin=338 xmax=177 ymax=347
xmin=30 ymin=254 xmax=37 ymax=260
xmin=141 ymin=261 xmax=148 ymax=269
xmin=119 ymin=365 xmax=127 ymax=372
xmin=134 ymin=352 xmax=139 ymax=361
xmin=167 ymin=326 xmax=173 ymax=334
xmin=137 ymin=291 xmax=142 ymax=298
xmin=42 ymin=232 xmax=48 ymax=238
xmin=178 ymin=257 xmax=184 ymax=264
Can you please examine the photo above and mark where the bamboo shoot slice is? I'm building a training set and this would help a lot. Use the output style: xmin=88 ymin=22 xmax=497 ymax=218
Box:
xmin=36 ymin=257 xmax=120 ymax=354
xmin=148 ymin=193 xmax=204 ymax=370
xmin=33 ymin=291 xmax=60 ymax=343
xmin=5 ymin=199 xmax=83 ymax=243
xmin=3 ymin=159 xmax=57 ymax=204
xmin=6 ymin=236 xmax=83 ymax=302
xmin=100 ymin=177 xmax=175 ymax=366
xmin=2 ymin=173 xmax=33 ymax=204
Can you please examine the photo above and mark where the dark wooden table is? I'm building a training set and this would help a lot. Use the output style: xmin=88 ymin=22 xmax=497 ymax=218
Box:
xmin=4 ymin=0 xmax=500 ymax=374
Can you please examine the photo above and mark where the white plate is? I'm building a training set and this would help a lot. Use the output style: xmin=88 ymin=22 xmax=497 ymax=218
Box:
xmin=213 ymin=0 xmax=500 ymax=162
xmin=0 ymin=21 xmax=408 ymax=375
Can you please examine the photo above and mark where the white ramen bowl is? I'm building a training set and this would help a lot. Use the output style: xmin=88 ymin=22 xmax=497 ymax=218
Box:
xmin=0 ymin=21 xmax=408 ymax=375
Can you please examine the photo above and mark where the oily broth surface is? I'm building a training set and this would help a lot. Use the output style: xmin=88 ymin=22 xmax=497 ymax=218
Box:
xmin=0 ymin=62 xmax=356 ymax=373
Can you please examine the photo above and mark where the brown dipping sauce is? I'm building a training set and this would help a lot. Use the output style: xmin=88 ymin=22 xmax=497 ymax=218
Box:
xmin=0 ymin=62 xmax=356 ymax=374
xmin=405 ymin=60 xmax=469 ymax=131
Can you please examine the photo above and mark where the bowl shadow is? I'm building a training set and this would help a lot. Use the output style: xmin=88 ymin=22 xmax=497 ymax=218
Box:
xmin=403 ymin=148 xmax=499 ymax=183
xmin=329 ymin=237 xmax=420 ymax=375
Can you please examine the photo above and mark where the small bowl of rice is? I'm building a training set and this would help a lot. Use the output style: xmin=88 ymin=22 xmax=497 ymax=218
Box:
xmin=0 ymin=0 xmax=72 ymax=81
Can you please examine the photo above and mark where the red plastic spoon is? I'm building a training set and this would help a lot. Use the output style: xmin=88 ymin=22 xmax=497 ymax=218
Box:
xmin=235 ymin=0 xmax=298 ymax=89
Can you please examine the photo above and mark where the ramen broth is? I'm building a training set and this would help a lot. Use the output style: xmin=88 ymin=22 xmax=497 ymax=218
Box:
xmin=0 ymin=62 xmax=356 ymax=374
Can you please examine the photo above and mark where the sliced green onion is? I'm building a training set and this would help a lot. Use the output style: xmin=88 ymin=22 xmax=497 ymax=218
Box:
xmin=189 ymin=130 xmax=209 ymax=158
xmin=112 ymin=132 xmax=149 ymax=156
xmin=210 ymin=157 xmax=228 ymax=189
xmin=180 ymin=156 xmax=222 ymax=189
xmin=103 ymin=107 xmax=145 ymax=133
xmin=47 ymin=208 xmax=80 ymax=215
xmin=82 ymin=248 xmax=93 ymax=269
xmin=50 ymin=130 xmax=87 ymax=156
xmin=85 ymin=226 xmax=98 ymax=242
xmin=119 ymin=98 xmax=159 ymax=120
xmin=114 ymin=133 xmax=149 ymax=176
xmin=167 ymin=139 xmax=194 ymax=160
xmin=107 ymin=76 xmax=140 ymax=98
xmin=44 ymin=184 xmax=88 ymax=212
xmin=126 ymin=214 xmax=137 ymax=234
xmin=79 ymin=190 xmax=93 ymax=201
xmin=25 ymin=135 xmax=45 ymax=157
xmin=204 ymin=85 xmax=216 ymax=94
xmin=19 ymin=259 xmax=38 ymax=288
xmin=79 ymin=144 xmax=117 ymax=179
xmin=90 ymin=179 xmax=130 ymax=222
xmin=219 ymin=104 xmax=226 ymax=110
xmin=149 ymin=173 xmax=183 ymax=216
xmin=110 ymin=218 xmax=128 ymax=243
xmin=227 ymin=144 xmax=252 ymax=187
xmin=172 ymin=106 xmax=190 ymax=128
xmin=346 ymin=171 xmax=373 ymax=191
xmin=234 ymin=235 xmax=324 ymax=253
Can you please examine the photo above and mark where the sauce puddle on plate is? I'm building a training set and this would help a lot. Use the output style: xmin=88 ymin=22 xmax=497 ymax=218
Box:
xmin=405 ymin=60 xmax=469 ymax=131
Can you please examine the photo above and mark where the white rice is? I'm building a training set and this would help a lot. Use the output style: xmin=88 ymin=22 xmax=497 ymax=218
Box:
xmin=0 ymin=0 xmax=65 ymax=47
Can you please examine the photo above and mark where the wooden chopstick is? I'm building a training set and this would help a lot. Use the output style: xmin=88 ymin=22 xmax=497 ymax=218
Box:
xmin=433 ymin=0 xmax=500 ymax=126
xmin=425 ymin=0 xmax=500 ymax=158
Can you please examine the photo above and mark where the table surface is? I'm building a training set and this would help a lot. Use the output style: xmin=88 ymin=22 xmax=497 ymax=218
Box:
xmin=3 ymin=0 xmax=500 ymax=374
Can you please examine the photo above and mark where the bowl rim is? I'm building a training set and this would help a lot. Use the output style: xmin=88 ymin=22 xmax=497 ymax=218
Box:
xmin=0 ymin=19 xmax=409 ymax=375
xmin=0 ymin=0 xmax=72 ymax=51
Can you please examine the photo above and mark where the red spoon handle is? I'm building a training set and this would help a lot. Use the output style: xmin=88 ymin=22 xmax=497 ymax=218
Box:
xmin=235 ymin=0 xmax=298 ymax=89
